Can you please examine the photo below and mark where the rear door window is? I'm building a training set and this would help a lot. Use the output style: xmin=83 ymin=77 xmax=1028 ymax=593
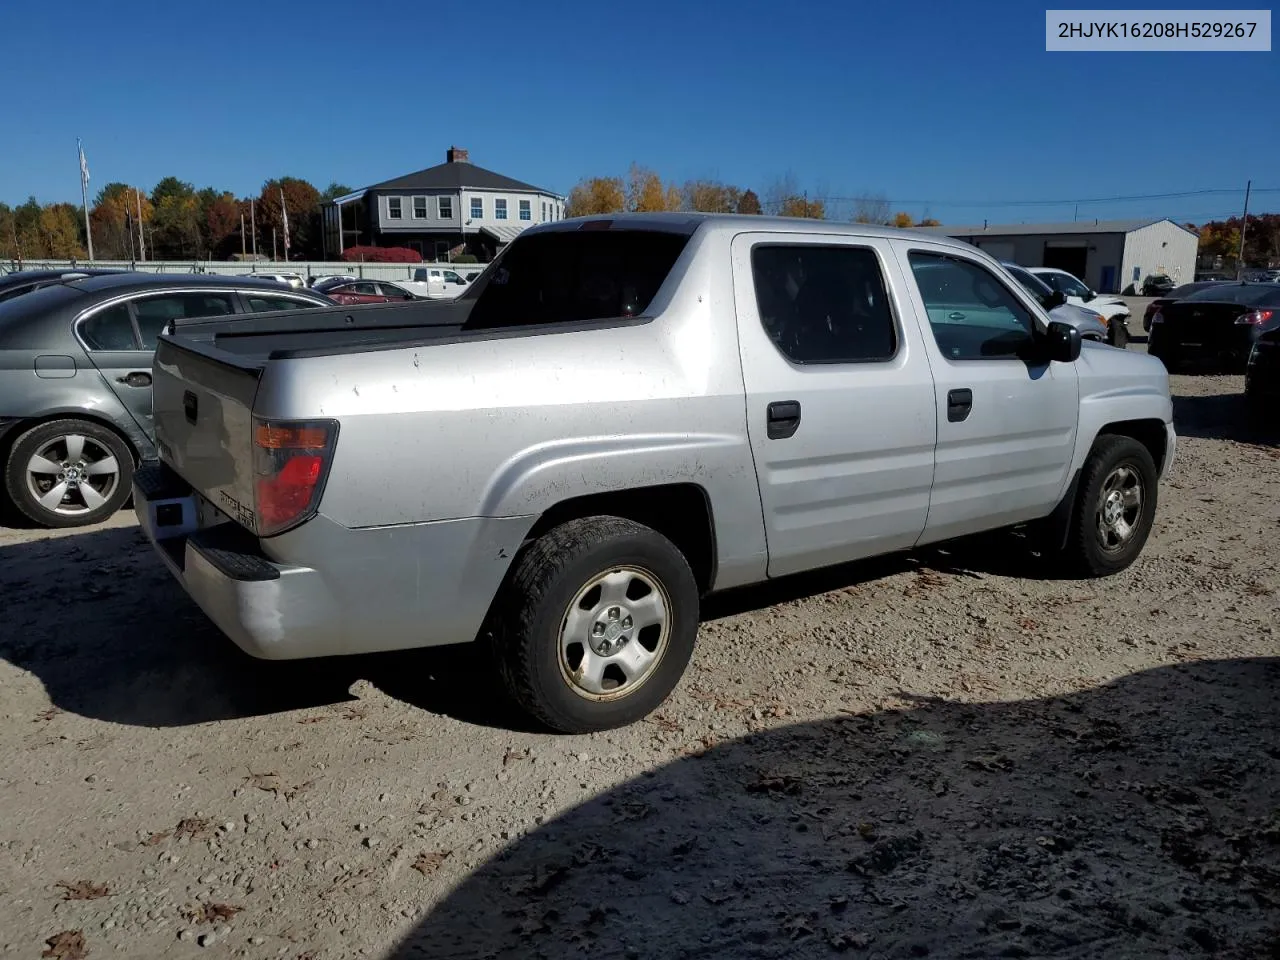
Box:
xmin=133 ymin=294 xmax=236 ymax=348
xmin=465 ymin=229 xmax=691 ymax=328
xmin=80 ymin=304 xmax=139 ymax=350
xmin=245 ymin=294 xmax=323 ymax=313
xmin=750 ymin=244 xmax=897 ymax=363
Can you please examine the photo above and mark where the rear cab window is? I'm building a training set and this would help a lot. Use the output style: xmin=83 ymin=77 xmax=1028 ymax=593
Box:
xmin=463 ymin=228 xmax=691 ymax=329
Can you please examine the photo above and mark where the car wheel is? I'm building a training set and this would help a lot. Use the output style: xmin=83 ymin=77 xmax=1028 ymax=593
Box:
xmin=3 ymin=419 xmax=134 ymax=528
xmin=488 ymin=516 xmax=699 ymax=733
xmin=1109 ymin=317 xmax=1130 ymax=349
xmin=1060 ymin=435 xmax=1158 ymax=577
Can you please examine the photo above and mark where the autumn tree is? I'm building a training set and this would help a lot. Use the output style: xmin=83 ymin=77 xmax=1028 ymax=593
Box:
xmin=257 ymin=177 xmax=322 ymax=260
xmin=36 ymin=203 xmax=85 ymax=257
xmin=684 ymin=180 xmax=742 ymax=213
xmin=892 ymin=212 xmax=914 ymax=228
xmin=321 ymin=182 xmax=353 ymax=201
xmin=149 ymin=177 xmax=203 ymax=259
xmin=736 ymin=190 xmax=762 ymax=215
xmin=565 ymin=177 xmax=625 ymax=216
xmin=918 ymin=217 xmax=942 ymax=227
xmin=852 ymin=193 xmax=891 ymax=224
xmin=778 ymin=195 xmax=825 ymax=219
xmin=90 ymin=183 xmax=153 ymax=260
xmin=0 ymin=203 xmax=16 ymax=260
xmin=200 ymin=189 xmax=242 ymax=258
xmin=627 ymin=164 xmax=682 ymax=212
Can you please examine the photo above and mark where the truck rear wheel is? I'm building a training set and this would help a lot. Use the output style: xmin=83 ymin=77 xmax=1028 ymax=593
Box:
xmin=489 ymin=516 xmax=699 ymax=733
xmin=1060 ymin=435 xmax=1158 ymax=577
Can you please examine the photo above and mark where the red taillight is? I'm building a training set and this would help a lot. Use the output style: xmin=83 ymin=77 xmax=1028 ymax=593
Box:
xmin=1237 ymin=309 xmax=1274 ymax=326
xmin=252 ymin=418 xmax=337 ymax=536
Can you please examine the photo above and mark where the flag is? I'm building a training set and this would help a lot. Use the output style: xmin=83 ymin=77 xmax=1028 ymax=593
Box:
xmin=279 ymin=186 xmax=291 ymax=254
xmin=78 ymin=140 xmax=90 ymax=187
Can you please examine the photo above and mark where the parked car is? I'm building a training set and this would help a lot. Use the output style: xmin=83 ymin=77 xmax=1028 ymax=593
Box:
xmin=1028 ymin=267 xmax=1132 ymax=341
xmin=1245 ymin=322 xmax=1280 ymax=422
xmin=323 ymin=280 xmax=422 ymax=304
xmin=309 ymin=275 xmax=357 ymax=290
xmin=239 ymin=272 xmax=305 ymax=289
xmin=0 ymin=269 xmax=126 ymax=304
xmin=1142 ymin=280 xmax=1231 ymax=332
xmin=410 ymin=267 xmax=472 ymax=299
xmin=0 ymin=273 xmax=333 ymax=528
xmin=1001 ymin=262 xmax=1114 ymax=344
xmin=1141 ymin=274 xmax=1176 ymax=296
xmin=135 ymin=214 xmax=1174 ymax=733
xmin=1147 ymin=282 xmax=1280 ymax=371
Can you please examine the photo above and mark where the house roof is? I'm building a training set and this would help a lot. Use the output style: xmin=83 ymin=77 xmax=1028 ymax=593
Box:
xmin=365 ymin=161 xmax=555 ymax=196
xmin=914 ymin=217 xmax=1196 ymax=237
xmin=480 ymin=223 xmax=531 ymax=244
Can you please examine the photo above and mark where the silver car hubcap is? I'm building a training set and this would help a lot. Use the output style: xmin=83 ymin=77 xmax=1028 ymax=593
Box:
xmin=25 ymin=434 xmax=119 ymax=516
xmin=559 ymin=566 xmax=671 ymax=701
xmin=1095 ymin=464 xmax=1143 ymax=552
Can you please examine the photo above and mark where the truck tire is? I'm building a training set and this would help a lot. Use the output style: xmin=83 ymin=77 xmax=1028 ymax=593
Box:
xmin=4 ymin=419 xmax=134 ymax=528
xmin=1060 ymin=435 xmax=1158 ymax=577
xmin=488 ymin=516 xmax=699 ymax=733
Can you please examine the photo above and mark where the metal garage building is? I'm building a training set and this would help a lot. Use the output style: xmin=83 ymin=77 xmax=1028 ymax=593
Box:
xmin=916 ymin=218 xmax=1199 ymax=294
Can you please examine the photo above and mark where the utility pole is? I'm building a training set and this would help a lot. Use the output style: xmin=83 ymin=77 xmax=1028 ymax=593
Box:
xmin=241 ymin=214 xmax=247 ymax=258
xmin=272 ymin=228 xmax=277 ymax=262
xmin=250 ymin=199 xmax=257 ymax=257
xmin=1236 ymin=179 xmax=1251 ymax=279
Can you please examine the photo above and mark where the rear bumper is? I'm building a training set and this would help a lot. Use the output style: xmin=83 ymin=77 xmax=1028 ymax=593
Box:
xmin=134 ymin=464 xmax=534 ymax=660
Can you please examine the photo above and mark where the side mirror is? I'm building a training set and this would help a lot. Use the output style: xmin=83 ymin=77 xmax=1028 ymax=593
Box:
xmin=403 ymin=292 xmax=414 ymax=300
xmin=1045 ymin=320 xmax=1082 ymax=363
xmin=1045 ymin=289 xmax=1068 ymax=309
xmin=1082 ymin=289 xmax=1096 ymax=302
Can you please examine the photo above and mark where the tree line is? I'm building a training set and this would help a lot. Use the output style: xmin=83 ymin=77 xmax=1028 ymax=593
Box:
xmin=1192 ymin=214 xmax=1280 ymax=271
xmin=0 ymin=177 xmax=353 ymax=263
xmin=565 ymin=165 xmax=942 ymax=227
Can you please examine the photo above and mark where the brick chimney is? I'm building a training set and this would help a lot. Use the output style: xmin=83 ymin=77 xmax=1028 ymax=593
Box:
xmin=446 ymin=146 xmax=469 ymax=164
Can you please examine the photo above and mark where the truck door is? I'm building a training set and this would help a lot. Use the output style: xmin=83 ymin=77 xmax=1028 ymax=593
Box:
xmin=893 ymin=243 xmax=1079 ymax=545
xmin=731 ymin=233 xmax=938 ymax=578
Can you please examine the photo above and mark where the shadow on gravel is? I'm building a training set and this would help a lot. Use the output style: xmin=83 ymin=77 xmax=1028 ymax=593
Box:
xmin=1 ymin=522 xmax=1077 ymax=729
xmin=1173 ymin=392 xmax=1277 ymax=446
xmin=391 ymin=658 xmax=1280 ymax=960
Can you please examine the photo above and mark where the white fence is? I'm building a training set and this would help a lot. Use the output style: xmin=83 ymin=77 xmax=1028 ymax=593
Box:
xmin=1 ymin=259 xmax=488 ymax=282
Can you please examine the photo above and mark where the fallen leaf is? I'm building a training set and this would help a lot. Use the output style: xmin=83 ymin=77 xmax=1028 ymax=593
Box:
xmin=55 ymin=881 xmax=110 ymax=901
xmin=502 ymin=748 xmax=530 ymax=767
xmin=296 ymin=716 xmax=329 ymax=725
xmin=781 ymin=913 xmax=816 ymax=940
xmin=646 ymin=714 xmax=681 ymax=732
xmin=141 ymin=830 xmax=171 ymax=847
xmin=174 ymin=818 xmax=214 ymax=841
xmin=284 ymin=779 xmax=314 ymax=802
xmin=747 ymin=774 xmax=803 ymax=796
xmin=411 ymin=850 xmax=452 ymax=877
xmin=341 ymin=705 xmax=368 ymax=721
xmin=181 ymin=901 xmax=243 ymax=924
xmin=42 ymin=931 xmax=88 ymax=960
xmin=34 ymin=708 xmax=62 ymax=723
xmin=244 ymin=771 xmax=283 ymax=795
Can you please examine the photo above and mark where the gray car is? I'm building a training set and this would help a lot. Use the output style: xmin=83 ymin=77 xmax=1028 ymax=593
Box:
xmin=1000 ymin=261 xmax=1112 ymax=343
xmin=0 ymin=273 xmax=332 ymax=528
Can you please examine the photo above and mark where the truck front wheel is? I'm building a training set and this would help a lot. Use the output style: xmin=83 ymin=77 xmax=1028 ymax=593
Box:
xmin=1060 ymin=435 xmax=1158 ymax=577
xmin=489 ymin=516 xmax=699 ymax=733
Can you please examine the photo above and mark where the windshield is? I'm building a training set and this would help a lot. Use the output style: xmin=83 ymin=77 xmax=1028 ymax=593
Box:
xmin=1181 ymin=283 xmax=1280 ymax=306
xmin=1045 ymin=271 xmax=1090 ymax=297
xmin=1003 ymin=264 xmax=1055 ymax=309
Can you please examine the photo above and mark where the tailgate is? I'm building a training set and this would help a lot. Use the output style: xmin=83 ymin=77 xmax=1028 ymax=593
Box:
xmin=152 ymin=336 xmax=262 ymax=529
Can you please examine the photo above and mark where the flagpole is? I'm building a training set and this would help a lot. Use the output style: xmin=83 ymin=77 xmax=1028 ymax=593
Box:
xmin=77 ymin=139 xmax=94 ymax=261
xmin=279 ymin=187 xmax=290 ymax=260
xmin=135 ymin=188 xmax=145 ymax=261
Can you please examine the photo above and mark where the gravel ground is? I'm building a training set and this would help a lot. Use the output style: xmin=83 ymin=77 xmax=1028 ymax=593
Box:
xmin=2 ymin=321 xmax=1277 ymax=959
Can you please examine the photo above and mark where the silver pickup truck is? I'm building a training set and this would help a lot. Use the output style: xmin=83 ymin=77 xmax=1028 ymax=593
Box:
xmin=135 ymin=213 xmax=1175 ymax=733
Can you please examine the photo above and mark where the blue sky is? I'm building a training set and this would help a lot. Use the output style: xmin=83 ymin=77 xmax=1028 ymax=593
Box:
xmin=3 ymin=0 xmax=1275 ymax=224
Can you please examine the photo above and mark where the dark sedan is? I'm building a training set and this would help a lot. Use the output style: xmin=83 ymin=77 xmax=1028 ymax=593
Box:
xmin=0 ymin=268 xmax=126 ymax=303
xmin=0 ymin=273 xmax=332 ymax=528
xmin=1142 ymin=280 xmax=1231 ymax=332
xmin=1147 ymin=283 xmax=1280 ymax=372
xmin=1245 ymin=325 xmax=1280 ymax=422
xmin=324 ymin=280 xmax=421 ymax=304
xmin=1141 ymin=274 xmax=1176 ymax=296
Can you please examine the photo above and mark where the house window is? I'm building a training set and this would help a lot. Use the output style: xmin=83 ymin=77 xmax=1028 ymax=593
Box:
xmin=470 ymin=197 xmax=483 ymax=219
xmin=439 ymin=196 xmax=453 ymax=219
xmin=412 ymin=196 xmax=427 ymax=219
xmin=541 ymin=202 xmax=547 ymax=221
xmin=519 ymin=200 xmax=531 ymax=221
xmin=387 ymin=197 xmax=402 ymax=220
xmin=495 ymin=199 xmax=508 ymax=220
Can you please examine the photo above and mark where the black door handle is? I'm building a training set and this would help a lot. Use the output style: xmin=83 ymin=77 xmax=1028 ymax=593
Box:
xmin=947 ymin=388 xmax=973 ymax=422
xmin=116 ymin=371 xmax=152 ymax=388
xmin=766 ymin=400 xmax=802 ymax=439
